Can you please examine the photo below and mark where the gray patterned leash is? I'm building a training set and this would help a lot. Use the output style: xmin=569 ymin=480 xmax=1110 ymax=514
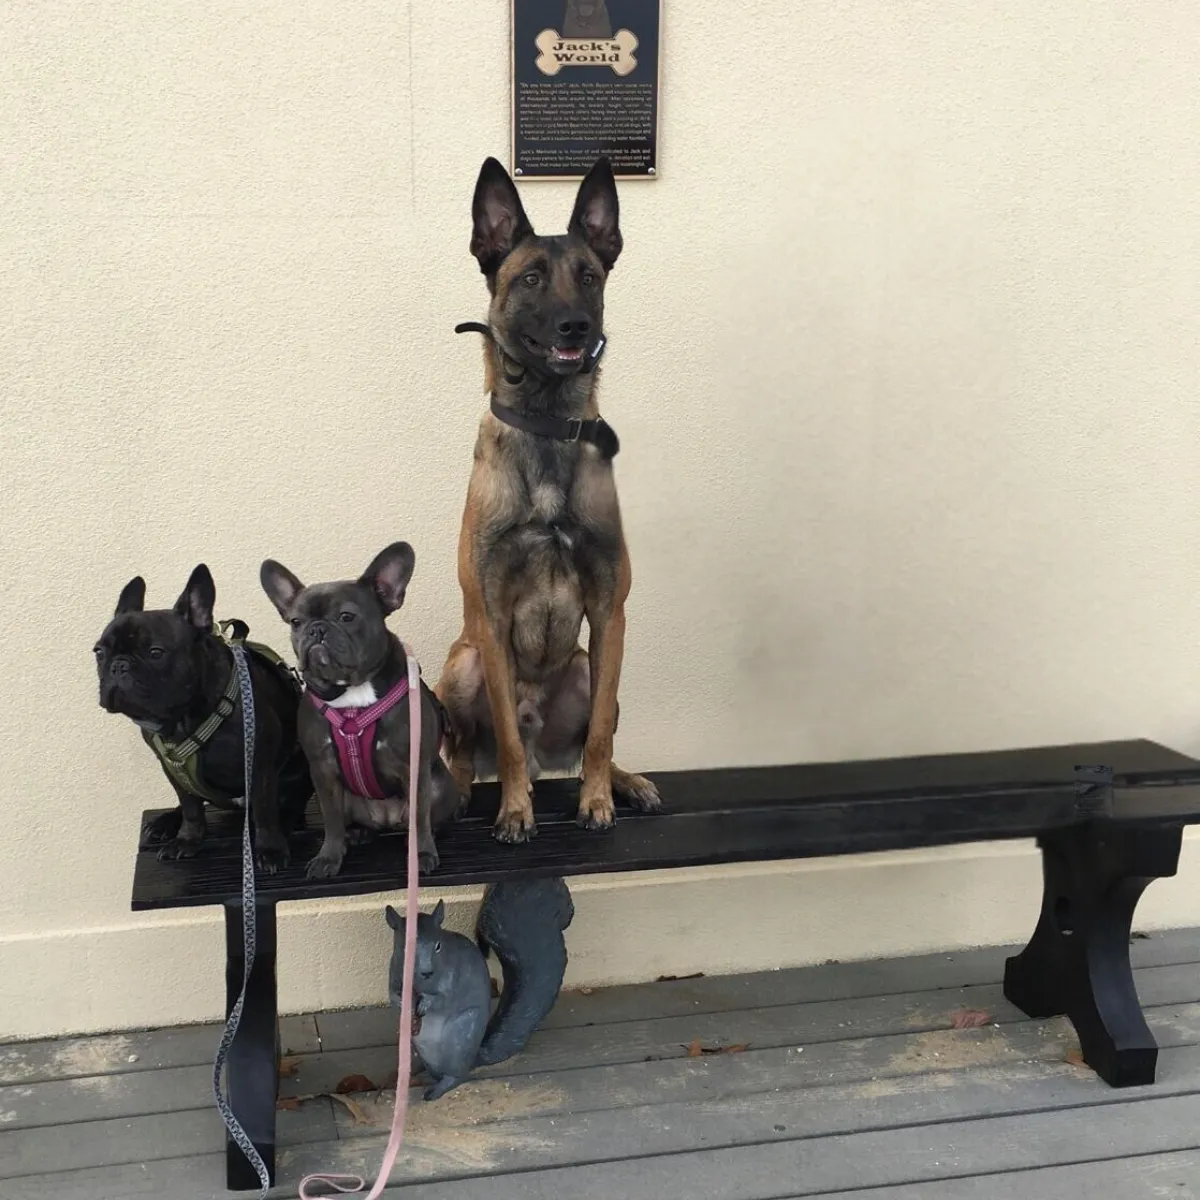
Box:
xmin=213 ymin=640 xmax=271 ymax=1198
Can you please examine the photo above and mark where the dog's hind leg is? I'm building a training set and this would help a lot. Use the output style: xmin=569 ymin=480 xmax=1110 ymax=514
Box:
xmin=435 ymin=640 xmax=486 ymax=804
xmin=611 ymin=763 xmax=661 ymax=812
xmin=540 ymin=649 xmax=661 ymax=813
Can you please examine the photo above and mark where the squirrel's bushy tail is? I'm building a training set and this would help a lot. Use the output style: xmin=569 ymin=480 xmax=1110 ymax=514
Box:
xmin=475 ymin=878 xmax=574 ymax=1067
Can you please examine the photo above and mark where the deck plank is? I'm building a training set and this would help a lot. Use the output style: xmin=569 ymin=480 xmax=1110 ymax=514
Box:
xmin=0 ymin=1014 xmax=318 ymax=1087
xmin=0 ymin=1100 xmax=335 ymax=1178
xmin=798 ymin=1151 xmax=1200 ymax=1199
xmin=10 ymin=1091 xmax=1198 ymax=1200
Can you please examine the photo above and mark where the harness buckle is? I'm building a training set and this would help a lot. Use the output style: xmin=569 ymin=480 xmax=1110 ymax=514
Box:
xmin=566 ymin=418 xmax=583 ymax=442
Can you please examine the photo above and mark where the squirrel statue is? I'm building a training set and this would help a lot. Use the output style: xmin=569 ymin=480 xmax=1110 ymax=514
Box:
xmin=385 ymin=877 xmax=575 ymax=1098
xmin=386 ymin=899 xmax=491 ymax=1101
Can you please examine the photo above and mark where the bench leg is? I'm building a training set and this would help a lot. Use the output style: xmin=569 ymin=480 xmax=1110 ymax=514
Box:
xmin=224 ymin=900 xmax=279 ymax=1190
xmin=1003 ymin=823 xmax=1182 ymax=1088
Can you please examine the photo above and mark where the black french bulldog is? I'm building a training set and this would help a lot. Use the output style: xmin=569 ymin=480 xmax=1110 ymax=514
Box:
xmin=259 ymin=542 xmax=461 ymax=880
xmin=95 ymin=564 xmax=310 ymax=873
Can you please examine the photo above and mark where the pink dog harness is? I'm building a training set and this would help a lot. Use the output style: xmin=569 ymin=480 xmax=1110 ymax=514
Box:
xmin=309 ymin=677 xmax=412 ymax=799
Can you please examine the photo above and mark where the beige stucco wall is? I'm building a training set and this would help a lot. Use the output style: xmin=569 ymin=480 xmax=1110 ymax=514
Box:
xmin=3 ymin=0 xmax=1199 ymax=1041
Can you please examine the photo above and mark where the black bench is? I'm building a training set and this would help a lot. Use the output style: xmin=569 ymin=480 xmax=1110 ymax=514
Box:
xmin=130 ymin=737 xmax=1200 ymax=1191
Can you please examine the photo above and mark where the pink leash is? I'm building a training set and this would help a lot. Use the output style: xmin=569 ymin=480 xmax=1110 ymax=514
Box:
xmin=299 ymin=644 xmax=423 ymax=1199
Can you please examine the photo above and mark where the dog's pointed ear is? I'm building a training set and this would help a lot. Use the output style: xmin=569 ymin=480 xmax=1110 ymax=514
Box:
xmin=115 ymin=576 xmax=146 ymax=617
xmin=359 ymin=542 xmax=415 ymax=615
xmin=173 ymin=564 xmax=215 ymax=631
xmin=431 ymin=899 xmax=446 ymax=928
xmin=568 ymin=157 xmax=622 ymax=271
xmin=260 ymin=560 xmax=304 ymax=621
xmin=471 ymin=157 xmax=535 ymax=280
xmin=385 ymin=904 xmax=402 ymax=931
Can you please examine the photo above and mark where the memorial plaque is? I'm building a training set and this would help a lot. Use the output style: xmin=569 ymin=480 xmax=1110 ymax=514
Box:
xmin=511 ymin=0 xmax=661 ymax=179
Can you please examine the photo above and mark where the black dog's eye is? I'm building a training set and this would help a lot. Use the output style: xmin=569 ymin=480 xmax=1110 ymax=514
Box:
xmin=290 ymin=617 xmax=302 ymax=628
xmin=581 ymin=269 xmax=596 ymax=286
xmin=339 ymin=611 xmax=356 ymax=624
xmin=92 ymin=645 xmax=103 ymax=658
xmin=434 ymin=941 xmax=442 ymax=953
xmin=522 ymin=271 xmax=540 ymax=288
xmin=148 ymin=646 xmax=165 ymax=660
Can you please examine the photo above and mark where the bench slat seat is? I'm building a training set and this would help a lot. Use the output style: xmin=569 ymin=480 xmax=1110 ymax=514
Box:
xmin=132 ymin=739 xmax=1200 ymax=910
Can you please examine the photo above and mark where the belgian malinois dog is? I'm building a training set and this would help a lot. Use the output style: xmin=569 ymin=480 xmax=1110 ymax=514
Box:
xmin=435 ymin=156 xmax=660 ymax=843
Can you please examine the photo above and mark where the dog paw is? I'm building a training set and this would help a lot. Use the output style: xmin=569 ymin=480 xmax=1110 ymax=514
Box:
xmin=157 ymin=837 xmax=203 ymax=862
xmin=615 ymin=772 xmax=662 ymax=813
xmin=305 ymin=851 xmax=344 ymax=880
xmin=141 ymin=810 xmax=183 ymax=848
xmin=254 ymin=842 xmax=290 ymax=876
xmin=418 ymin=848 xmax=440 ymax=874
xmin=493 ymin=812 xmax=537 ymax=844
xmin=577 ymin=788 xmax=615 ymax=832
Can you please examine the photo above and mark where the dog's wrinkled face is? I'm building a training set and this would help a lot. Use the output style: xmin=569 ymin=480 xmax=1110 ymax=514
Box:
xmin=470 ymin=156 xmax=622 ymax=377
xmin=94 ymin=566 xmax=215 ymax=728
xmin=260 ymin=543 xmax=415 ymax=700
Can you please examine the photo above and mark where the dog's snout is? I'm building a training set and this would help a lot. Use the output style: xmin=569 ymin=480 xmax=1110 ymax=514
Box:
xmin=309 ymin=623 xmax=327 ymax=644
xmin=110 ymin=657 xmax=131 ymax=677
xmin=555 ymin=312 xmax=591 ymax=341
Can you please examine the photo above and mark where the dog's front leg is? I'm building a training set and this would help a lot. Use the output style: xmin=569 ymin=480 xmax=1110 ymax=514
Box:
xmin=307 ymin=777 xmax=351 ymax=879
xmin=413 ymin=753 xmax=440 ymax=874
xmin=249 ymin=763 xmax=290 ymax=877
xmin=476 ymin=612 xmax=536 ymax=843
xmin=579 ymin=595 xmax=626 ymax=831
xmin=157 ymin=781 xmax=207 ymax=861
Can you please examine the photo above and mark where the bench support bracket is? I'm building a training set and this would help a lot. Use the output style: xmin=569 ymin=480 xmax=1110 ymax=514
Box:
xmin=1004 ymin=822 xmax=1182 ymax=1087
xmin=224 ymin=899 xmax=279 ymax=1190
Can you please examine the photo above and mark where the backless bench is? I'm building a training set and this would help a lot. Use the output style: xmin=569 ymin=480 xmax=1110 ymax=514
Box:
xmin=129 ymin=737 xmax=1200 ymax=1190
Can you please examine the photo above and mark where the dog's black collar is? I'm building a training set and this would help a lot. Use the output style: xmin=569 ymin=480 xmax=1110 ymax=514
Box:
xmin=454 ymin=321 xmax=607 ymax=382
xmin=488 ymin=396 xmax=620 ymax=460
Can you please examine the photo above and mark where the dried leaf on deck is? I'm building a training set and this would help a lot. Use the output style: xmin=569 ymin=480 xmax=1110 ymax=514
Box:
xmin=278 ymin=1057 xmax=302 ymax=1079
xmin=335 ymin=1074 xmax=377 ymax=1094
xmin=1066 ymin=1047 xmax=1086 ymax=1067
xmin=949 ymin=1009 xmax=991 ymax=1030
xmin=683 ymin=1039 xmax=749 ymax=1057
xmin=276 ymin=1095 xmax=304 ymax=1111
xmin=329 ymin=1092 xmax=376 ymax=1126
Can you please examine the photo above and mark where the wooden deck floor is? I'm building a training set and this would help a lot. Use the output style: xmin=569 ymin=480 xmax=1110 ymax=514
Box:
xmin=3 ymin=931 xmax=1200 ymax=1199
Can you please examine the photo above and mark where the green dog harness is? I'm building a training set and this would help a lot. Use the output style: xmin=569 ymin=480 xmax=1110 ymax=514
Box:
xmin=149 ymin=621 xmax=294 ymax=802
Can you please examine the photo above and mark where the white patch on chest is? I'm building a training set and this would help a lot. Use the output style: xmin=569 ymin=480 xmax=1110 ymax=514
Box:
xmin=531 ymin=482 xmax=565 ymax=523
xmin=326 ymin=681 xmax=378 ymax=709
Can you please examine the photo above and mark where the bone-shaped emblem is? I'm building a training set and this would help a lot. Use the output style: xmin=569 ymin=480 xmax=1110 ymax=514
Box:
xmin=535 ymin=29 xmax=639 ymax=77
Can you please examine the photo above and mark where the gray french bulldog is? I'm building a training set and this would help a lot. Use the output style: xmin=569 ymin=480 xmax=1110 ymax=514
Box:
xmin=259 ymin=542 xmax=461 ymax=880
